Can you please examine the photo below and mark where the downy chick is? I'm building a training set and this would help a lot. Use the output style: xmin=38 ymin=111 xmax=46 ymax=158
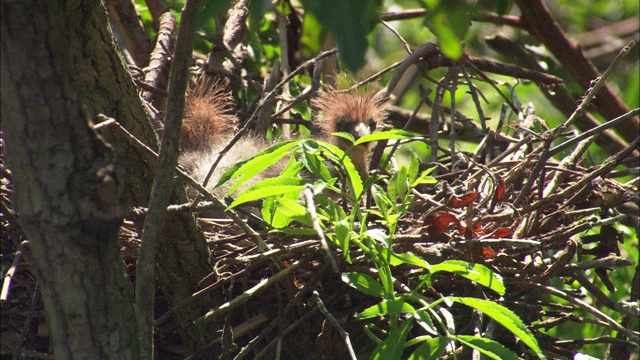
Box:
xmin=179 ymin=84 xmax=387 ymax=197
xmin=311 ymin=88 xmax=387 ymax=181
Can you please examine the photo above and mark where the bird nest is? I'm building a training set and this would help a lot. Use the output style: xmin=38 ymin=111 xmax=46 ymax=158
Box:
xmin=1 ymin=69 xmax=639 ymax=360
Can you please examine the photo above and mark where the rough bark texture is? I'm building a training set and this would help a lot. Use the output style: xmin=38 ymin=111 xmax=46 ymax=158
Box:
xmin=1 ymin=1 xmax=138 ymax=358
xmin=2 ymin=0 xmax=214 ymax=355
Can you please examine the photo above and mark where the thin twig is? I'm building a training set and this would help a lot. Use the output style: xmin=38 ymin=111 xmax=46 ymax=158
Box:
xmin=303 ymin=187 xmax=338 ymax=271
xmin=312 ymin=291 xmax=358 ymax=360
xmin=550 ymin=108 xmax=640 ymax=156
xmin=529 ymin=283 xmax=639 ymax=342
xmin=194 ymin=258 xmax=306 ymax=327
xmin=135 ymin=1 xmax=204 ymax=357
xmin=1 ymin=240 xmax=27 ymax=301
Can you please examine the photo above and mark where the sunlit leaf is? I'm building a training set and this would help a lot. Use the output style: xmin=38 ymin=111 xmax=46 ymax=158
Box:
xmin=334 ymin=220 xmax=352 ymax=261
xmin=430 ymin=260 xmax=505 ymax=295
xmin=341 ymin=272 xmax=385 ymax=297
xmin=230 ymin=184 xmax=305 ymax=208
xmin=357 ymin=299 xmax=416 ymax=319
xmin=389 ymin=251 xmax=430 ymax=269
xmin=456 ymin=335 xmax=522 ymax=360
xmin=412 ymin=166 xmax=437 ymax=187
xmin=407 ymin=336 xmax=450 ymax=359
xmin=371 ymin=319 xmax=412 ymax=360
xmin=215 ymin=140 xmax=301 ymax=194
xmin=452 ymin=297 xmax=545 ymax=359
xmin=355 ymin=129 xmax=421 ymax=146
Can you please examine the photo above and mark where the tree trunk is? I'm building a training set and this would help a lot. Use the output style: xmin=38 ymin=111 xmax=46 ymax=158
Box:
xmin=1 ymin=1 xmax=138 ymax=357
xmin=2 ymin=0 xmax=214 ymax=355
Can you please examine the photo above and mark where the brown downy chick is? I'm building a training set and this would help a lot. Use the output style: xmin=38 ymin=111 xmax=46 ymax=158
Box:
xmin=180 ymin=81 xmax=236 ymax=153
xmin=179 ymin=82 xmax=282 ymax=195
xmin=312 ymin=88 xmax=388 ymax=180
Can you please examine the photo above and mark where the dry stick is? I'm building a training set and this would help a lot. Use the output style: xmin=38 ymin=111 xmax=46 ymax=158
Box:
xmin=485 ymin=34 xmax=632 ymax=157
xmin=186 ymin=271 xmax=322 ymax=360
xmin=380 ymin=89 xmax=431 ymax=171
xmin=461 ymin=66 xmax=487 ymax=133
xmin=516 ymin=0 xmax=638 ymax=141
xmin=525 ymin=139 xmax=638 ymax=219
xmin=532 ymin=124 xmax=600 ymax=233
xmin=423 ymin=49 xmax=563 ymax=86
xmin=381 ymin=20 xmax=412 ymax=54
xmin=339 ymin=60 xmax=403 ymax=93
xmin=154 ymin=268 xmax=248 ymax=327
xmin=460 ymin=57 xmax=519 ymax=114
xmin=383 ymin=42 xmax=438 ymax=98
xmin=303 ymin=187 xmax=338 ymax=271
xmin=135 ymin=0 xmax=203 ymax=358
xmin=549 ymin=108 xmax=640 ymax=156
xmin=482 ymin=148 xmax=636 ymax=225
xmin=429 ymin=68 xmax=458 ymax=163
xmin=271 ymin=59 xmax=323 ymax=119
xmin=471 ymin=11 xmax=523 ymax=28
xmin=254 ymin=61 xmax=281 ymax=135
xmin=569 ymin=271 xmax=626 ymax=316
xmin=274 ymin=6 xmax=292 ymax=139
xmin=141 ymin=11 xmax=175 ymax=104
xmin=252 ymin=306 xmax=321 ymax=360
xmin=379 ymin=8 xmax=427 ymax=21
xmin=0 ymin=240 xmax=27 ymax=301
xmin=449 ymin=66 xmax=458 ymax=171
xmin=528 ymin=283 xmax=639 ymax=343
xmin=234 ymin=263 xmax=330 ymax=360
xmin=312 ymin=290 xmax=358 ymax=360
xmin=513 ymin=43 xmax=632 ymax=206
xmin=193 ymin=257 xmax=308 ymax=327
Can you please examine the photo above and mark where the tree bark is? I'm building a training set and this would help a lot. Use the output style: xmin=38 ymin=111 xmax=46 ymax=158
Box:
xmin=1 ymin=1 xmax=138 ymax=358
xmin=2 ymin=0 xmax=214 ymax=355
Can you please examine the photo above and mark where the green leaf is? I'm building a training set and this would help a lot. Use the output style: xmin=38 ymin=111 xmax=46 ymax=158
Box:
xmin=341 ymin=272 xmax=385 ymax=297
xmin=215 ymin=140 xmax=301 ymax=194
xmin=430 ymin=260 xmax=505 ymax=296
xmin=261 ymin=196 xmax=291 ymax=228
xmin=364 ymin=228 xmax=389 ymax=246
xmin=354 ymin=129 xmax=421 ymax=146
xmin=248 ymin=0 xmax=270 ymax=31
xmin=357 ymin=299 xmax=416 ymax=320
xmin=413 ymin=309 xmax=438 ymax=335
xmin=300 ymin=142 xmax=333 ymax=181
xmin=412 ymin=166 xmax=437 ymax=187
xmin=389 ymin=251 xmax=430 ymax=269
xmin=301 ymin=0 xmax=382 ymax=72
xmin=389 ymin=166 xmax=409 ymax=202
xmin=407 ymin=336 xmax=450 ymax=360
xmin=408 ymin=153 xmax=420 ymax=185
xmin=371 ymin=319 xmax=412 ymax=360
xmin=266 ymin=197 xmax=313 ymax=228
xmin=196 ymin=0 xmax=232 ymax=32
xmin=318 ymin=141 xmax=363 ymax=199
xmin=230 ymin=184 xmax=305 ymax=208
xmin=452 ymin=297 xmax=545 ymax=359
xmin=423 ymin=0 xmax=470 ymax=60
xmin=270 ymin=227 xmax=318 ymax=236
xmin=334 ymin=220 xmax=352 ymax=261
xmin=456 ymin=335 xmax=522 ymax=360
xmin=333 ymin=131 xmax=356 ymax=144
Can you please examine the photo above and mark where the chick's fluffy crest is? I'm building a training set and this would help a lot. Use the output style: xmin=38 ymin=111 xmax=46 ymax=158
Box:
xmin=312 ymin=87 xmax=387 ymax=138
xmin=181 ymin=80 xmax=237 ymax=152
